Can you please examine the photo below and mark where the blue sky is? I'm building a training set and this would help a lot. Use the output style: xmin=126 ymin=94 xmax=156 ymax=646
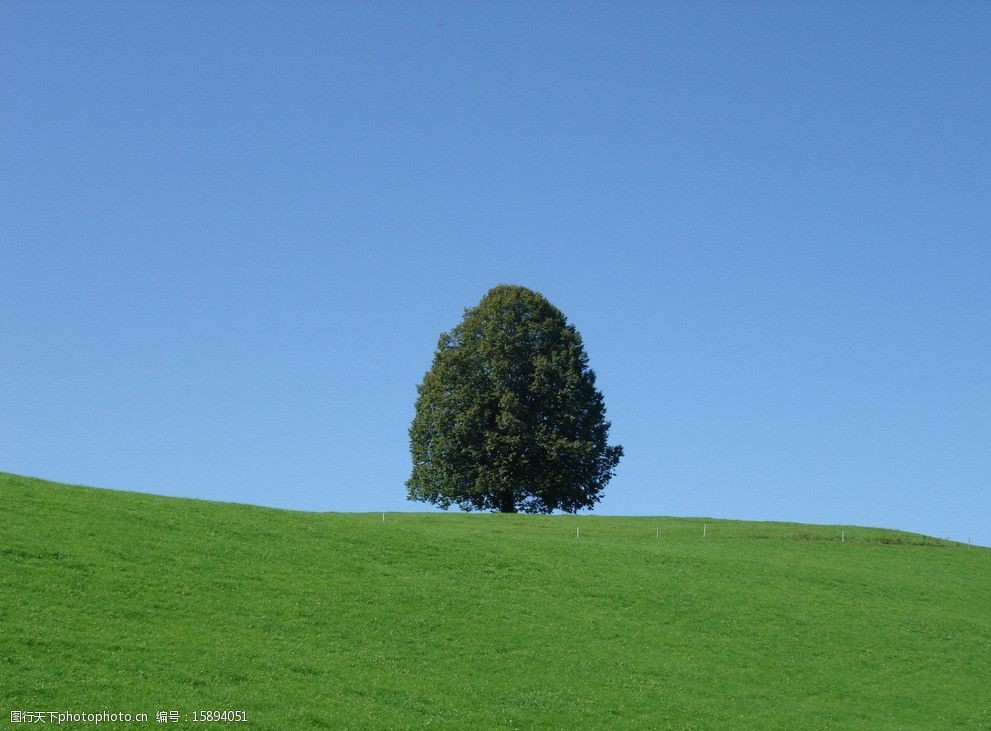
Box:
xmin=3 ymin=2 xmax=989 ymax=545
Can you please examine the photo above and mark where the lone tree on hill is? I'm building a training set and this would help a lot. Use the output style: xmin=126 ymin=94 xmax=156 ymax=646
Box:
xmin=407 ymin=284 xmax=623 ymax=513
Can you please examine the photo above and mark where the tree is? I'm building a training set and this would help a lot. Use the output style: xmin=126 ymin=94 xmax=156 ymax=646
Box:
xmin=407 ymin=284 xmax=623 ymax=513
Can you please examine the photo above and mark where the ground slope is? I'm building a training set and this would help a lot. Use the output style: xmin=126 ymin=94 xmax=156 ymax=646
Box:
xmin=1 ymin=472 xmax=988 ymax=729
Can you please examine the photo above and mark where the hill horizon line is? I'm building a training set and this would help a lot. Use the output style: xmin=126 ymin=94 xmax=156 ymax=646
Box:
xmin=3 ymin=469 xmax=982 ymax=548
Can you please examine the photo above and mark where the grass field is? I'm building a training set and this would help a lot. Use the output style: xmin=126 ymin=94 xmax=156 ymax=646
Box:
xmin=1 ymin=472 xmax=989 ymax=729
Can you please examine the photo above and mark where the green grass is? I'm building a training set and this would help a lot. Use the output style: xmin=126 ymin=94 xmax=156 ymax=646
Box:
xmin=2 ymin=472 xmax=989 ymax=729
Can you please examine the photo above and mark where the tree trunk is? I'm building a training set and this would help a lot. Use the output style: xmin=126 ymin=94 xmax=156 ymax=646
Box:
xmin=499 ymin=493 xmax=517 ymax=513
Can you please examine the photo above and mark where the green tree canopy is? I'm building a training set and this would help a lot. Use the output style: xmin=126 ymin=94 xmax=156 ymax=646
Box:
xmin=407 ymin=285 xmax=623 ymax=513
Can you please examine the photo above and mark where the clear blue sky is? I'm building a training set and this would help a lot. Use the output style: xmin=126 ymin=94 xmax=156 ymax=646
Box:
xmin=3 ymin=2 xmax=989 ymax=545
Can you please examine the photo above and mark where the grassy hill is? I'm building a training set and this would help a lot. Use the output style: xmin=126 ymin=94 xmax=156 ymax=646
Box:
xmin=1 ymin=472 xmax=988 ymax=729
